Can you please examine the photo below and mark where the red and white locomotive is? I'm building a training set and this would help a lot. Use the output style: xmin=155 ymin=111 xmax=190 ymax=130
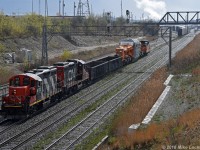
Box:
xmin=2 ymin=59 xmax=89 ymax=118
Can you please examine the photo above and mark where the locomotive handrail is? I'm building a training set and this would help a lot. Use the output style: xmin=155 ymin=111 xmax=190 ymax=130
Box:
xmin=0 ymin=83 xmax=9 ymax=102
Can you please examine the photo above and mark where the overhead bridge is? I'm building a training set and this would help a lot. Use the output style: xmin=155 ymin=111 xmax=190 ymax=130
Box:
xmin=159 ymin=11 xmax=200 ymax=25
xmin=47 ymin=24 xmax=159 ymax=37
xmin=42 ymin=11 xmax=200 ymax=65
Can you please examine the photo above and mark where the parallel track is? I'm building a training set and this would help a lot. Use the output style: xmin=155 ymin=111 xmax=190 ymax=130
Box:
xmin=0 ymin=43 xmax=166 ymax=150
xmin=0 ymin=34 xmax=194 ymax=150
xmin=44 ymin=34 xmax=195 ymax=150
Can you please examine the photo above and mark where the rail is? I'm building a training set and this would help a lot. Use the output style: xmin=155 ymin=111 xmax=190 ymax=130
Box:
xmin=0 ymin=83 xmax=9 ymax=102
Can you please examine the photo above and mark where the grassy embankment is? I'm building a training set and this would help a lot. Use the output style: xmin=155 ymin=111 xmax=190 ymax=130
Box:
xmin=74 ymin=34 xmax=200 ymax=149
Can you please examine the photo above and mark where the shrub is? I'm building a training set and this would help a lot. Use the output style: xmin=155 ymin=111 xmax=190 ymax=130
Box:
xmin=0 ymin=43 xmax=5 ymax=53
xmin=0 ymin=66 xmax=16 ymax=84
xmin=61 ymin=49 xmax=72 ymax=61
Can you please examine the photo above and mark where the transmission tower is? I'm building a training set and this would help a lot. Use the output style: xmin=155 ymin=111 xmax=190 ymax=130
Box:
xmin=77 ymin=0 xmax=90 ymax=16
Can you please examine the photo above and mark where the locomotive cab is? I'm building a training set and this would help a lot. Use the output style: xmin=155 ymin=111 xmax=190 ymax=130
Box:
xmin=140 ymin=40 xmax=150 ymax=56
xmin=67 ymin=59 xmax=87 ymax=80
xmin=116 ymin=38 xmax=140 ymax=65
xmin=2 ymin=74 xmax=42 ymax=116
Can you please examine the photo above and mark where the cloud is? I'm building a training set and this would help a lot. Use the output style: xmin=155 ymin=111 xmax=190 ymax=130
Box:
xmin=134 ymin=0 xmax=166 ymax=20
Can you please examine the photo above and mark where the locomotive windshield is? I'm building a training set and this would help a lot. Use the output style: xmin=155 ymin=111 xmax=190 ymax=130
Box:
xmin=120 ymin=41 xmax=134 ymax=46
xmin=23 ymin=77 xmax=30 ymax=86
xmin=141 ymin=41 xmax=149 ymax=45
xmin=14 ymin=77 xmax=20 ymax=86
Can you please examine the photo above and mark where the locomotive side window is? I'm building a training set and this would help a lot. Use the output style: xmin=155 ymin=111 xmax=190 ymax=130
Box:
xmin=14 ymin=77 xmax=20 ymax=86
xmin=31 ymin=80 xmax=35 ymax=87
xmin=37 ymin=81 xmax=42 ymax=93
xmin=10 ymin=79 xmax=14 ymax=86
xmin=23 ymin=77 xmax=30 ymax=86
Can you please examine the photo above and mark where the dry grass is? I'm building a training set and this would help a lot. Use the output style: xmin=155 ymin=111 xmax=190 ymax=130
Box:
xmin=171 ymin=34 xmax=200 ymax=74
xmin=192 ymin=66 xmax=200 ymax=76
xmin=108 ymin=67 xmax=167 ymax=149
xmin=71 ymin=45 xmax=116 ymax=61
xmin=104 ymin=34 xmax=200 ymax=150
xmin=49 ymin=45 xmax=115 ymax=65
xmin=108 ymin=95 xmax=200 ymax=149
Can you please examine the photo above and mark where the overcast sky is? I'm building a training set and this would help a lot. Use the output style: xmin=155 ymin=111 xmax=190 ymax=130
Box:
xmin=0 ymin=0 xmax=199 ymax=20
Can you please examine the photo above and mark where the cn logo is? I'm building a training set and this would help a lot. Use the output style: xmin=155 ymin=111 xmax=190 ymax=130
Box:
xmin=68 ymin=69 xmax=75 ymax=81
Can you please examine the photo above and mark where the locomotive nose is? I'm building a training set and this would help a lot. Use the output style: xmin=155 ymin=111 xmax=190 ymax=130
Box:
xmin=6 ymin=86 xmax=29 ymax=104
xmin=9 ymin=86 xmax=29 ymax=96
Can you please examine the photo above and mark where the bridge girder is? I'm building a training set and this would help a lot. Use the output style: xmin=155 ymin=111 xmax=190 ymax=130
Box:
xmin=159 ymin=11 xmax=200 ymax=25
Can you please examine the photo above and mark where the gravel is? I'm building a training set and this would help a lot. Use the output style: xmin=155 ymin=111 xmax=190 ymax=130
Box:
xmin=154 ymin=75 xmax=200 ymax=122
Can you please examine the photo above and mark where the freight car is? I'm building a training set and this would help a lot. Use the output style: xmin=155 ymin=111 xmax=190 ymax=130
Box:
xmin=1 ymin=38 xmax=150 ymax=119
xmin=173 ymin=26 xmax=188 ymax=36
xmin=177 ymin=27 xmax=188 ymax=36
xmin=86 ymin=55 xmax=122 ymax=81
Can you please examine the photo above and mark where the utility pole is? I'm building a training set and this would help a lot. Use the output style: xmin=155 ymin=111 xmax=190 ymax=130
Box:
xmin=39 ymin=0 xmax=41 ymax=15
xmin=32 ymin=0 xmax=34 ymax=14
xmin=59 ymin=0 xmax=61 ymax=16
xmin=169 ymin=27 xmax=172 ymax=67
xmin=62 ymin=0 xmax=65 ymax=17
xmin=74 ymin=2 xmax=76 ymax=16
xmin=42 ymin=0 xmax=48 ymax=65
xmin=121 ymin=0 xmax=123 ymax=17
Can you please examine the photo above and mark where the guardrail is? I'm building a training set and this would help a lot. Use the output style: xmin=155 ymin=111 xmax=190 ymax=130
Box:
xmin=0 ymin=83 xmax=9 ymax=102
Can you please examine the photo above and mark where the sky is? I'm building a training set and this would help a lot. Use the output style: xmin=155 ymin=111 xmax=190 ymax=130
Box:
xmin=0 ymin=0 xmax=199 ymax=20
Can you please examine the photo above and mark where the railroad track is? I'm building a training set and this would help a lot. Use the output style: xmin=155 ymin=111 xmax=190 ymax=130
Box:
xmin=0 ymin=38 xmax=169 ymax=149
xmin=0 ymin=41 xmax=167 ymax=149
xmin=0 ymin=34 xmax=194 ymax=150
xmin=45 ymin=52 xmax=170 ymax=150
xmin=43 ymin=34 xmax=195 ymax=149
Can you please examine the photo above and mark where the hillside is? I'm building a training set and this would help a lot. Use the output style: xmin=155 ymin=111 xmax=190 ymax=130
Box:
xmin=0 ymin=35 xmax=120 ymax=84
